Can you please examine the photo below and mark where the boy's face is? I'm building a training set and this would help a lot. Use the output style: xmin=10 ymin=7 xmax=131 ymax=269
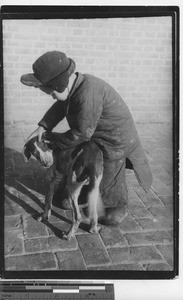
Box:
xmin=38 ymin=86 xmax=69 ymax=101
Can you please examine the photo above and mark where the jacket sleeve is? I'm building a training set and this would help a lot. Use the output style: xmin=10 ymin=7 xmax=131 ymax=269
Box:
xmin=38 ymin=100 xmax=67 ymax=131
xmin=45 ymin=92 xmax=103 ymax=149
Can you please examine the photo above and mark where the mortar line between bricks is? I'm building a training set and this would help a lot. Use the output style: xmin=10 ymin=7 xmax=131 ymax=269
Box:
xmin=120 ymin=227 xmax=173 ymax=234
xmin=98 ymin=232 xmax=113 ymax=263
xmin=87 ymin=259 xmax=165 ymax=269
xmin=106 ymin=243 xmax=129 ymax=250
xmin=105 ymin=243 xmax=164 ymax=250
xmin=114 ymin=225 xmax=130 ymax=245
xmin=5 ymin=213 xmax=23 ymax=218
xmin=132 ymin=218 xmax=147 ymax=230
xmin=5 ymin=243 xmax=80 ymax=257
xmin=154 ymin=245 xmax=173 ymax=268
xmin=124 ymin=242 xmax=173 ymax=248
xmin=87 ymin=261 xmax=113 ymax=268
xmin=139 ymin=263 xmax=146 ymax=271
xmin=20 ymin=214 xmax=26 ymax=255
xmin=53 ymin=252 xmax=60 ymax=270
xmin=117 ymin=230 xmax=130 ymax=246
xmin=151 ymin=187 xmax=172 ymax=198
xmin=77 ymin=247 xmax=88 ymax=270
xmin=143 ymin=207 xmax=155 ymax=219
xmin=130 ymin=191 xmax=148 ymax=208
xmin=5 ymin=249 xmax=71 ymax=258
xmin=24 ymin=246 xmax=79 ymax=255
xmin=149 ymin=188 xmax=166 ymax=206
xmin=53 ymin=252 xmax=59 ymax=270
xmin=22 ymin=215 xmax=27 ymax=240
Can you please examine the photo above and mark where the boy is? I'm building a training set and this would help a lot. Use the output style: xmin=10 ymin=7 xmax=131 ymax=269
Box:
xmin=21 ymin=50 xmax=152 ymax=225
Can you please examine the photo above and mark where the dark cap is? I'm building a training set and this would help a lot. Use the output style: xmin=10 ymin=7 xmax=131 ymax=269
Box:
xmin=20 ymin=51 xmax=76 ymax=92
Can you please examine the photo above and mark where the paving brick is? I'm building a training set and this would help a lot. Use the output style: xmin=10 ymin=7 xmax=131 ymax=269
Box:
xmin=128 ymin=204 xmax=153 ymax=219
xmin=5 ymin=253 xmax=56 ymax=270
xmin=77 ymin=234 xmax=111 ymax=266
xmin=159 ymin=196 xmax=173 ymax=205
xmin=148 ymin=205 xmax=173 ymax=219
xmin=24 ymin=235 xmax=78 ymax=253
xmin=5 ymin=230 xmax=24 ymax=256
xmin=47 ymin=220 xmax=73 ymax=238
xmin=119 ymin=213 xmax=143 ymax=233
xmin=132 ymin=187 xmax=164 ymax=207
xmin=151 ymin=178 xmax=172 ymax=196
xmin=107 ymin=245 xmax=162 ymax=264
xmin=125 ymin=231 xmax=173 ymax=246
xmin=56 ymin=250 xmax=86 ymax=270
xmin=89 ymin=263 xmax=144 ymax=270
xmin=5 ymin=215 xmax=22 ymax=231
xmin=4 ymin=192 xmax=43 ymax=217
xmin=168 ymin=230 xmax=174 ymax=237
xmin=4 ymin=194 xmax=27 ymax=216
xmin=99 ymin=226 xmax=127 ymax=248
xmin=128 ymin=188 xmax=144 ymax=206
xmin=156 ymin=245 xmax=174 ymax=268
xmin=137 ymin=216 xmax=173 ymax=231
xmin=152 ymin=169 xmax=173 ymax=187
xmin=107 ymin=247 xmax=129 ymax=263
xmin=23 ymin=216 xmax=48 ymax=238
xmin=143 ymin=262 xmax=171 ymax=271
xmin=151 ymin=163 xmax=173 ymax=182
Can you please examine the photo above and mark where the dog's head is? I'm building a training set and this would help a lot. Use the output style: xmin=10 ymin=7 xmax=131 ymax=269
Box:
xmin=23 ymin=136 xmax=54 ymax=168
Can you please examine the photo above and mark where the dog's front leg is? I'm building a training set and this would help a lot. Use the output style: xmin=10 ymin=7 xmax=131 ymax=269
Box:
xmin=37 ymin=167 xmax=62 ymax=222
xmin=37 ymin=181 xmax=55 ymax=222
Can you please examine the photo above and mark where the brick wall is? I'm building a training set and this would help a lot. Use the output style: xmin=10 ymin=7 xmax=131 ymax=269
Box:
xmin=3 ymin=17 xmax=172 ymax=130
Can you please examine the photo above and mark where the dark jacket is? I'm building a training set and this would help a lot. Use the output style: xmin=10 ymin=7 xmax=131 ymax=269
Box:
xmin=38 ymin=73 xmax=152 ymax=194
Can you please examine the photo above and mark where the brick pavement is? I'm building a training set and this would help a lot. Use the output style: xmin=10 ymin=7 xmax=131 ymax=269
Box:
xmin=4 ymin=123 xmax=174 ymax=271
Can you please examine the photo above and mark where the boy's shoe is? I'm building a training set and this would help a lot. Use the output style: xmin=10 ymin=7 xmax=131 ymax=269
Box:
xmin=99 ymin=205 xmax=128 ymax=226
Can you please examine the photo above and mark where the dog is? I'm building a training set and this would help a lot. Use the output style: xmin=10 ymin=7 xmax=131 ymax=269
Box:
xmin=23 ymin=134 xmax=104 ymax=240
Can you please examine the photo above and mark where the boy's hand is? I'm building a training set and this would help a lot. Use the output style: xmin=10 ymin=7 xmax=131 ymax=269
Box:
xmin=25 ymin=126 xmax=46 ymax=144
xmin=37 ymin=126 xmax=46 ymax=142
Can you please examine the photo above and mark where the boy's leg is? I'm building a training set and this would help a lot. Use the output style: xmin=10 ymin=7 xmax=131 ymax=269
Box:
xmin=100 ymin=158 xmax=128 ymax=225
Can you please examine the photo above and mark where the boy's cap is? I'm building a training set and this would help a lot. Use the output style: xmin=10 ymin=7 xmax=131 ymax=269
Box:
xmin=20 ymin=51 xmax=75 ymax=92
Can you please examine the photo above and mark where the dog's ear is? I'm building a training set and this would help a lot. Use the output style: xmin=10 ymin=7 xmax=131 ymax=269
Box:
xmin=22 ymin=145 xmax=31 ymax=163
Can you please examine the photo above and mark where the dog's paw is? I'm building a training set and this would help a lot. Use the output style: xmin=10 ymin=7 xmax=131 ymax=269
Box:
xmin=62 ymin=232 xmax=72 ymax=241
xmin=37 ymin=214 xmax=48 ymax=222
xmin=89 ymin=225 xmax=101 ymax=234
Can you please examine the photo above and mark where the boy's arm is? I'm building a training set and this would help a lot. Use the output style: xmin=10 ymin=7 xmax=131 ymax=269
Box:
xmin=45 ymin=94 xmax=103 ymax=148
xmin=38 ymin=100 xmax=67 ymax=131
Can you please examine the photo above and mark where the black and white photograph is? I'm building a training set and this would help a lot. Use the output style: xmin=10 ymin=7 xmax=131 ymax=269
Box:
xmin=1 ymin=6 xmax=178 ymax=280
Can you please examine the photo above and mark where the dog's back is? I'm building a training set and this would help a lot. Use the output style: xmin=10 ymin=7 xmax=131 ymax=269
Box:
xmin=72 ymin=141 xmax=103 ymax=188
xmin=55 ymin=140 xmax=103 ymax=187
